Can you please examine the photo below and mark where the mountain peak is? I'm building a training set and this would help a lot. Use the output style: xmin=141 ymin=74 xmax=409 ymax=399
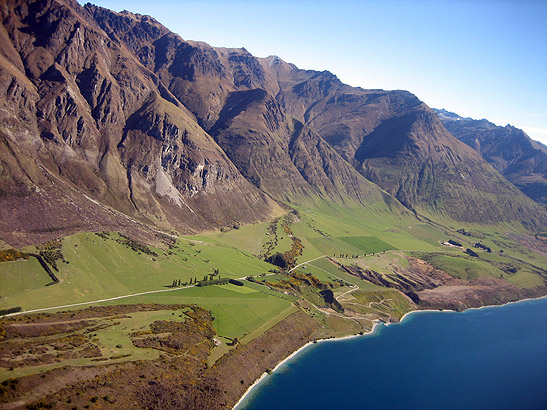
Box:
xmin=437 ymin=109 xmax=547 ymax=205
xmin=0 ymin=0 xmax=545 ymax=247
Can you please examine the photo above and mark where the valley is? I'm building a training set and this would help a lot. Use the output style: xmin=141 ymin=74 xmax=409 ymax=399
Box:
xmin=0 ymin=0 xmax=546 ymax=408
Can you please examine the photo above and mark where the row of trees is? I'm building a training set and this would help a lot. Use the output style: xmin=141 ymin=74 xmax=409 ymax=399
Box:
xmin=168 ymin=268 xmax=224 ymax=288
xmin=333 ymin=251 xmax=385 ymax=258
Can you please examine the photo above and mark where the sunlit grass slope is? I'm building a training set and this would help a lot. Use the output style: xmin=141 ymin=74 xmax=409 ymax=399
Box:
xmin=0 ymin=232 xmax=275 ymax=312
xmin=1 ymin=199 xmax=545 ymax=355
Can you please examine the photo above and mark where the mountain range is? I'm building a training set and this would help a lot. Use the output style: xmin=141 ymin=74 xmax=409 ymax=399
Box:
xmin=2 ymin=1 xmax=547 ymax=409
xmin=435 ymin=108 xmax=547 ymax=206
xmin=0 ymin=0 xmax=545 ymax=249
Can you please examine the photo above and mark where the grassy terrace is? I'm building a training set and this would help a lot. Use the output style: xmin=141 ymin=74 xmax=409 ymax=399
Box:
xmin=1 ymin=202 xmax=546 ymax=382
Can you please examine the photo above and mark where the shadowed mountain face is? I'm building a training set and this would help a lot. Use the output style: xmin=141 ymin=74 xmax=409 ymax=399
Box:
xmin=253 ymin=60 xmax=546 ymax=226
xmin=435 ymin=109 xmax=547 ymax=206
xmin=0 ymin=0 xmax=545 ymax=246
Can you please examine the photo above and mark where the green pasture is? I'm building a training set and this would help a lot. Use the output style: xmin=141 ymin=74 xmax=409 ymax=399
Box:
xmin=295 ymin=257 xmax=387 ymax=291
xmin=92 ymin=309 xmax=188 ymax=359
xmin=201 ymin=221 xmax=269 ymax=255
xmin=340 ymin=289 xmax=414 ymax=320
xmin=413 ymin=252 xmax=504 ymax=281
xmin=338 ymin=251 xmax=411 ymax=277
xmin=0 ymin=308 xmax=189 ymax=381
xmin=414 ymin=246 xmax=546 ymax=287
xmin=507 ymin=270 xmax=545 ymax=288
xmin=1 ymin=197 xmax=545 ymax=372
xmin=306 ymin=236 xmax=362 ymax=257
xmin=0 ymin=232 xmax=274 ymax=312
xmin=202 ymin=216 xmax=296 ymax=258
xmin=338 ymin=236 xmax=395 ymax=253
xmin=172 ymin=235 xmax=272 ymax=278
xmin=188 ymin=203 xmax=450 ymax=274
xmin=274 ymin=220 xmax=295 ymax=253
xmin=1 ymin=195 xmax=546 ymax=386
xmin=93 ymin=285 xmax=293 ymax=340
xmin=242 ymin=280 xmax=299 ymax=302
xmin=433 ymin=220 xmax=546 ymax=268
xmin=259 ymin=273 xmax=289 ymax=283
xmin=289 ymin=206 xmax=445 ymax=262
xmin=292 ymin=260 xmax=341 ymax=283
xmin=0 ymin=258 xmax=52 ymax=297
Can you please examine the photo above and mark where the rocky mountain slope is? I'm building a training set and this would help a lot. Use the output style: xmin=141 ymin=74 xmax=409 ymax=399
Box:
xmin=0 ymin=0 xmax=281 ymax=246
xmin=86 ymin=4 xmax=546 ymax=227
xmin=0 ymin=0 xmax=545 ymax=247
xmin=88 ymin=6 xmax=396 ymax=209
xmin=435 ymin=108 xmax=547 ymax=206
xmin=253 ymin=61 xmax=546 ymax=226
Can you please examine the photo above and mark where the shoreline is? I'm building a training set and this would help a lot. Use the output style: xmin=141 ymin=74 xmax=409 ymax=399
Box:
xmin=232 ymin=323 xmax=382 ymax=410
xmin=398 ymin=294 xmax=547 ymax=324
xmin=232 ymin=294 xmax=547 ymax=410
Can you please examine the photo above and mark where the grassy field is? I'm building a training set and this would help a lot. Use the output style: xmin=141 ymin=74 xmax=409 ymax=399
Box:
xmin=412 ymin=250 xmax=546 ymax=283
xmin=338 ymin=236 xmax=396 ymax=254
xmin=336 ymin=251 xmax=412 ymax=278
xmin=88 ymin=284 xmax=293 ymax=341
xmin=339 ymin=289 xmax=415 ymax=321
xmin=201 ymin=222 xmax=270 ymax=255
xmin=506 ymin=270 xmax=545 ymax=288
xmin=292 ymin=257 xmax=385 ymax=291
xmin=412 ymin=252 xmax=499 ymax=280
xmin=1 ymin=199 xmax=545 ymax=384
xmin=0 ymin=258 xmax=52 ymax=297
xmin=0 ymin=232 xmax=276 ymax=312
xmin=2 ymin=202 xmax=542 ymax=316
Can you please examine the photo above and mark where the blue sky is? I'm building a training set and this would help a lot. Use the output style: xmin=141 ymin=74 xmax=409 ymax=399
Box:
xmin=85 ymin=0 xmax=547 ymax=144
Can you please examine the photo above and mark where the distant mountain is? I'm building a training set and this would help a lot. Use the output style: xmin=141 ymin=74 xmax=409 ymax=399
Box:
xmin=435 ymin=109 xmax=547 ymax=205
xmin=254 ymin=62 xmax=546 ymax=226
xmin=0 ymin=0 xmax=545 ymax=247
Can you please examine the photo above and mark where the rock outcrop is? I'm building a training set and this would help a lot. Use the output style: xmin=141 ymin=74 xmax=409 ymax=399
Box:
xmin=0 ymin=0 xmax=280 ymax=245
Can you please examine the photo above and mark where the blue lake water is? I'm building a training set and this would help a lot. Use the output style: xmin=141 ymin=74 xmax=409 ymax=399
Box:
xmin=236 ymin=297 xmax=547 ymax=410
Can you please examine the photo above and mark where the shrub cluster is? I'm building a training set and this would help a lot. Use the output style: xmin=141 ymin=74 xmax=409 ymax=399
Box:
xmin=457 ymin=228 xmax=472 ymax=237
xmin=116 ymin=233 xmax=158 ymax=257
xmin=464 ymin=248 xmax=479 ymax=257
xmin=37 ymin=240 xmax=65 ymax=271
xmin=474 ymin=242 xmax=491 ymax=252
xmin=0 ymin=249 xmax=29 ymax=262
xmin=0 ymin=307 xmax=22 ymax=316
xmin=265 ymin=252 xmax=288 ymax=269
xmin=229 ymin=279 xmax=244 ymax=286
xmin=196 ymin=278 xmax=229 ymax=287
xmin=447 ymin=239 xmax=462 ymax=247
xmin=94 ymin=232 xmax=110 ymax=240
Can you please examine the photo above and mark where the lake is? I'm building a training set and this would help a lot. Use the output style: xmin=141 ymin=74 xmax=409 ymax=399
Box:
xmin=236 ymin=297 xmax=547 ymax=410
